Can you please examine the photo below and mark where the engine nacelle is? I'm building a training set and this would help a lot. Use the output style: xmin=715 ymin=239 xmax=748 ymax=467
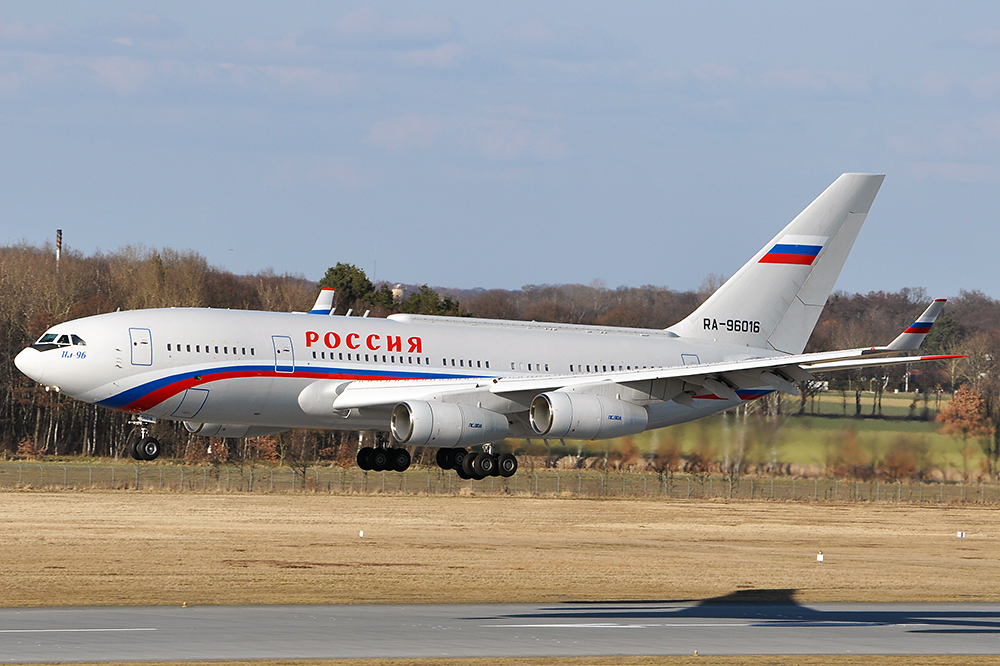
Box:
xmin=184 ymin=422 xmax=288 ymax=438
xmin=529 ymin=392 xmax=648 ymax=440
xmin=391 ymin=400 xmax=508 ymax=448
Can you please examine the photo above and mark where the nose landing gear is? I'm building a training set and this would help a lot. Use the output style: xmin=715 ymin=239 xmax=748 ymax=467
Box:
xmin=125 ymin=421 xmax=161 ymax=461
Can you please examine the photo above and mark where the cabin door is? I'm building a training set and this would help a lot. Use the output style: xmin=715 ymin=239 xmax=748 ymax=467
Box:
xmin=272 ymin=335 xmax=295 ymax=373
xmin=129 ymin=328 xmax=153 ymax=366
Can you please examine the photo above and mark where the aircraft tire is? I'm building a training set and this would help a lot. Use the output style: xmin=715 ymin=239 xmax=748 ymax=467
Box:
xmin=391 ymin=448 xmax=411 ymax=472
xmin=138 ymin=437 xmax=160 ymax=461
xmin=451 ymin=448 xmax=469 ymax=471
xmin=472 ymin=452 xmax=494 ymax=478
xmin=435 ymin=448 xmax=453 ymax=470
xmin=455 ymin=466 xmax=471 ymax=480
xmin=371 ymin=448 xmax=389 ymax=472
xmin=126 ymin=431 xmax=142 ymax=460
xmin=461 ymin=451 xmax=479 ymax=479
xmin=498 ymin=453 xmax=518 ymax=478
xmin=489 ymin=454 xmax=501 ymax=477
xmin=357 ymin=446 xmax=375 ymax=471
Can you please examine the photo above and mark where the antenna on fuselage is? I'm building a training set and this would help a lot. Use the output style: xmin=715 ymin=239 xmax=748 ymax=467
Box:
xmin=345 ymin=308 xmax=353 ymax=317
xmin=363 ymin=310 xmax=370 ymax=318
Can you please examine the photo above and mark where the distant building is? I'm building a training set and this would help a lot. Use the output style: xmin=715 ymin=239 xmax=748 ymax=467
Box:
xmin=391 ymin=284 xmax=411 ymax=303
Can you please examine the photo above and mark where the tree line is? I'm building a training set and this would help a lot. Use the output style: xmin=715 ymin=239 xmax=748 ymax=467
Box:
xmin=2 ymin=243 xmax=999 ymax=473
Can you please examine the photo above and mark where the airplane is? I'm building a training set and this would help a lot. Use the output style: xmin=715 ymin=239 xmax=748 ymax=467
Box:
xmin=14 ymin=173 xmax=960 ymax=480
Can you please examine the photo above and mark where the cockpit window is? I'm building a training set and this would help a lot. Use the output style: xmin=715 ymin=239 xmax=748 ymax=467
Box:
xmin=32 ymin=332 xmax=85 ymax=351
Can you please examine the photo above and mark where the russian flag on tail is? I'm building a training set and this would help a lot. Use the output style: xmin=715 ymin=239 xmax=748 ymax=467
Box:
xmin=758 ymin=235 xmax=828 ymax=266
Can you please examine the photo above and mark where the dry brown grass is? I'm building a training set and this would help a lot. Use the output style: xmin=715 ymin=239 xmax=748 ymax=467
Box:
xmin=28 ymin=658 xmax=1000 ymax=666
xmin=2 ymin=492 xmax=999 ymax=608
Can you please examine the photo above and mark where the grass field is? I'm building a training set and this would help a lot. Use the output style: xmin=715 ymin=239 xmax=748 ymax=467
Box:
xmin=2 ymin=492 xmax=999 ymax=609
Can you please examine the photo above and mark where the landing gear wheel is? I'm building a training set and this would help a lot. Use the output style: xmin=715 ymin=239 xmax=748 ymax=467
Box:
xmin=452 ymin=448 xmax=469 ymax=472
xmin=498 ymin=453 xmax=518 ymax=478
xmin=137 ymin=437 xmax=160 ymax=461
xmin=357 ymin=446 xmax=375 ymax=471
xmin=371 ymin=448 xmax=389 ymax=472
xmin=390 ymin=448 xmax=411 ymax=472
xmin=472 ymin=452 xmax=495 ymax=478
xmin=461 ymin=451 xmax=478 ymax=479
xmin=436 ymin=448 xmax=454 ymax=470
xmin=489 ymin=454 xmax=501 ymax=477
xmin=455 ymin=466 xmax=471 ymax=480
xmin=126 ymin=431 xmax=142 ymax=460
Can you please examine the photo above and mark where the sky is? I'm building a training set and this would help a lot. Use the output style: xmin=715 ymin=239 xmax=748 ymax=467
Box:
xmin=1 ymin=1 xmax=999 ymax=298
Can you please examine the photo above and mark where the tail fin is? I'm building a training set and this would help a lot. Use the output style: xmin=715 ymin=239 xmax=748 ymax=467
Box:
xmin=668 ymin=173 xmax=885 ymax=354
xmin=886 ymin=299 xmax=947 ymax=350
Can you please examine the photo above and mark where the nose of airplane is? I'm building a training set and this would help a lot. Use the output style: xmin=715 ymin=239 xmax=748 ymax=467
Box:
xmin=14 ymin=347 xmax=45 ymax=384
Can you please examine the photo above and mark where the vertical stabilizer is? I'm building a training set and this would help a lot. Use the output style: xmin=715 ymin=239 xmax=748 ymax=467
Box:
xmin=668 ymin=173 xmax=885 ymax=354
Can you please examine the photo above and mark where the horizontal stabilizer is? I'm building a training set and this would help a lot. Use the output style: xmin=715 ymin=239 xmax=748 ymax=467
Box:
xmin=309 ymin=288 xmax=336 ymax=315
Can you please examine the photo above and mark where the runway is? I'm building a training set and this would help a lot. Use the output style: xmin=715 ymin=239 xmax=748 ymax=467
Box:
xmin=3 ymin=599 xmax=1000 ymax=662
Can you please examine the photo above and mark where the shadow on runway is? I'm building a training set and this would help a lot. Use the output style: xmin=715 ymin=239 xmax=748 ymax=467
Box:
xmin=475 ymin=589 xmax=1000 ymax=634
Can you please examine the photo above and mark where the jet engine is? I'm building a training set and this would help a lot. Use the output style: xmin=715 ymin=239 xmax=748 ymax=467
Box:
xmin=184 ymin=422 xmax=288 ymax=438
xmin=529 ymin=392 xmax=648 ymax=440
xmin=390 ymin=400 xmax=508 ymax=448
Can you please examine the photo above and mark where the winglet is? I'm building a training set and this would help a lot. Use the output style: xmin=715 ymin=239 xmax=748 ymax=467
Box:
xmin=886 ymin=299 xmax=947 ymax=351
xmin=309 ymin=288 xmax=336 ymax=315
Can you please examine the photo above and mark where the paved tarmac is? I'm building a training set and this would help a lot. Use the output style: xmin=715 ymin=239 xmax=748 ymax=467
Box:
xmin=3 ymin=600 xmax=1000 ymax=662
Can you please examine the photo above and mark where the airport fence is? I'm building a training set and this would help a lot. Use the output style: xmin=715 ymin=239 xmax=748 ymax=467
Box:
xmin=0 ymin=461 xmax=998 ymax=504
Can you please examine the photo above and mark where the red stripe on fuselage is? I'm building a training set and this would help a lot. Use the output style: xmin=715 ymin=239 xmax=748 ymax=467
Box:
xmin=118 ymin=369 xmax=434 ymax=413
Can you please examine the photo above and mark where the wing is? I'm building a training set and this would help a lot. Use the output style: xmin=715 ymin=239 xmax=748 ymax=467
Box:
xmin=324 ymin=300 xmax=961 ymax=412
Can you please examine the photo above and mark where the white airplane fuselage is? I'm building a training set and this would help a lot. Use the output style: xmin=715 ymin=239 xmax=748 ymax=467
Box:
xmin=17 ymin=307 xmax=781 ymax=438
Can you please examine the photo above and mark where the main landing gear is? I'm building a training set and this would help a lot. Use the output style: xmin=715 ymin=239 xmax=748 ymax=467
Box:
xmin=125 ymin=427 xmax=161 ymax=461
xmin=436 ymin=446 xmax=517 ymax=481
xmin=357 ymin=439 xmax=412 ymax=473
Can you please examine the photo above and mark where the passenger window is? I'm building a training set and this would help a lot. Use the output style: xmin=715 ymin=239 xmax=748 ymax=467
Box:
xmin=196 ymin=345 xmax=200 ymax=352
xmin=224 ymin=347 xmax=228 ymax=354
xmin=545 ymin=364 xmax=549 ymax=371
xmin=251 ymin=348 xmax=254 ymax=355
xmin=586 ymin=365 xmax=591 ymax=372
xmin=242 ymin=348 xmax=246 ymax=355
xmin=187 ymin=345 xmax=191 ymax=352
xmin=365 ymin=354 xmax=370 ymax=362
xmin=477 ymin=361 xmax=481 ymax=368
xmin=312 ymin=351 xmax=317 ymax=359
xmin=167 ymin=344 xmax=172 ymax=351
xmin=382 ymin=355 xmax=386 ymax=362
xmin=485 ymin=361 xmax=490 ymax=369
xmin=215 ymin=346 xmax=219 ymax=353
xmin=460 ymin=360 xmax=464 ymax=367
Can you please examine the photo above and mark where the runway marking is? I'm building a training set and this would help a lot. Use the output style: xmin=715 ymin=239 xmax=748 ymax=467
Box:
xmin=0 ymin=628 xmax=157 ymax=634
xmin=484 ymin=623 xmax=752 ymax=628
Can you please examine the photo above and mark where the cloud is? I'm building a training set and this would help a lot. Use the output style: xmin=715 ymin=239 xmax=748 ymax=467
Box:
xmin=94 ymin=11 xmax=184 ymax=40
xmin=959 ymin=28 xmax=1000 ymax=48
xmin=756 ymin=67 xmax=869 ymax=94
xmin=462 ymin=118 xmax=566 ymax=161
xmin=367 ymin=114 xmax=444 ymax=150
xmin=904 ymin=161 xmax=1000 ymax=183
xmin=392 ymin=42 xmax=463 ymax=69
xmin=368 ymin=109 xmax=566 ymax=161
xmin=269 ymin=156 xmax=369 ymax=189
xmin=0 ymin=15 xmax=64 ymax=43
xmin=306 ymin=8 xmax=454 ymax=47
